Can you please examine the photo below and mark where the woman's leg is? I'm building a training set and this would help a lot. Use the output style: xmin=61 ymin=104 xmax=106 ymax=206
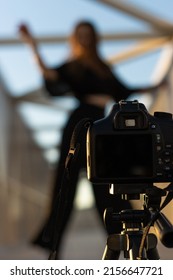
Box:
xmin=33 ymin=104 xmax=105 ymax=255
xmin=32 ymin=108 xmax=81 ymax=250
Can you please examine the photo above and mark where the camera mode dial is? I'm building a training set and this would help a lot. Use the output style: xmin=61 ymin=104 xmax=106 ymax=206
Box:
xmin=154 ymin=112 xmax=172 ymax=120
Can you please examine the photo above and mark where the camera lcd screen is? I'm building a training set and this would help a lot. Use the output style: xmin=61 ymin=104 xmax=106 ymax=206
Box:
xmin=95 ymin=134 xmax=153 ymax=179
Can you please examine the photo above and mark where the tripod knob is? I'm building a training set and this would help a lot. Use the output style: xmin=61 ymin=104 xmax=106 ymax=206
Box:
xmin=154 ymin=212 xmax=173 ymax=248
xmin=103 ymin=208 xmax=114 ymax=227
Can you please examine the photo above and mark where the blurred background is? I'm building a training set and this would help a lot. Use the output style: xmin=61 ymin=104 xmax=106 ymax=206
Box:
xmin=0 ymin=0 xmax=173 ymax=259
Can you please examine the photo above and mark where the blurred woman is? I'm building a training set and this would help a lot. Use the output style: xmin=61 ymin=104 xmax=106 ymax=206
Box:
xmin=19 ymin=20 xmax=164 ymax=258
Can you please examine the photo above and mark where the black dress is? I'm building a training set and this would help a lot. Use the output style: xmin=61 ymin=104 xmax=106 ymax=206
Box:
xmin=33 ymin=59 xmax=133 ymax=255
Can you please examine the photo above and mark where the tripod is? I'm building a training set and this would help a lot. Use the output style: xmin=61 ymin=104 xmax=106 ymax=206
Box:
xmin=102 ymin=184 xmax=173 ymax=260
xmin=102 ymin=209 xmax=159 ymax=260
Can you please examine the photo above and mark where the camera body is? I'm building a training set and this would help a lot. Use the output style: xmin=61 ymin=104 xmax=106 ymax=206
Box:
xmin=87 ymin=100 xmax=173 ymax=184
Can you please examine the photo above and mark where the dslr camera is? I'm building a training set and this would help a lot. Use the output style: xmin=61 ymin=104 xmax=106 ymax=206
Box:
xmin=87 ymin=100 xmax=173 ymax=185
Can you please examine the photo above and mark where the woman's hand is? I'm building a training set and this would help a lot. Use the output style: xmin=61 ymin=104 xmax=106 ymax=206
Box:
xmin=159 ymin=77 xmax=169 ymax=89
xmin=18 ymin=23 xmax=36 ymax=48
xmin=18 ymin=23 xmax=58 ymax=80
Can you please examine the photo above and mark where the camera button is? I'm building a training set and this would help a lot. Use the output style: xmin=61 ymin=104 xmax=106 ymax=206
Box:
xmin=164 ymin=151 xmax=171 ymax=156
xmin=151 ymin=124 xmax=156 ymax=129
xmin=156 ymin=172 xmax=163 ymax=177
xmin=164 ymin=158 xmax=171 ymax=163
xmin=158 ymin=158 xmax=163 ymax=164
xmin=166 ymin=144 xmax=172 ymax=149
xmin=156 ymin=134 xmax=161 ymax=143
xmin=164 ymin=166 xmax=171 ymax=171
xmin=156 ymin=145 xmax=162 ymax=151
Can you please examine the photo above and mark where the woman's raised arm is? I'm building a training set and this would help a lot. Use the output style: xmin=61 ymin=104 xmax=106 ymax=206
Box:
xmin=18 ymin=24 xmax=58 ymax=81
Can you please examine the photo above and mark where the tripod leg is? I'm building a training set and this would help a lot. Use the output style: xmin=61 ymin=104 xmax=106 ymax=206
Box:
xmin=128 ymin=235 xmax=147 ymax=260
xmin=102 ymin=245 xmax=120 ymax=260
xmin=102 ymin=234 xmax=122 ymax=260
xmin=147 ymin=248 xmax=160 ymax=260
xmin=146 ymin=233 xmax=160 ymax=260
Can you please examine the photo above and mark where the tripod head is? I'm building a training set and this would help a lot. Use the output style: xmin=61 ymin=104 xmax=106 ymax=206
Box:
xmin=103 ymin=183 xmax=173 ymax=259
